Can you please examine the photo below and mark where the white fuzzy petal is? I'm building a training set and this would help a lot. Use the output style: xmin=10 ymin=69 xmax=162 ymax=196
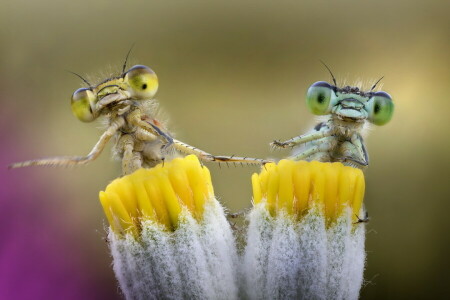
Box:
xmin=243 ymin=204 xmax=365 ymax=300
xmin=108 ymin=199 xmax=238 ymax=300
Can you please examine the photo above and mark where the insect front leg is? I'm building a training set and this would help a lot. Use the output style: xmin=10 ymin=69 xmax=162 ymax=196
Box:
xmin=9 ymin=117 xmax=125 ymax=169
xmin=335 ymin=134 xmax=369 ymax=168
xmin=171 ymin=139 xmax=214 ymax=161
xmin=288 ymin=136 xmax=337 ymax=161
xmin=271 ymin=129 xmax=333 ymax=149
xmin=210 ymin=155 xmax=271 ymax=166
xmin=118 ymin=134 xmax=143 ymax=175
xmin=127 ymin=109 xmax=173 ymax=148
xmin=172 ymin=139 xmax=270 ymax=165
xmin=133 ymin=125 xmax=172 ymax=167
xmin=352 ymin=134 xmax=369 ymax=165
xmin=146 ymin=122 xmax=174 ymax=151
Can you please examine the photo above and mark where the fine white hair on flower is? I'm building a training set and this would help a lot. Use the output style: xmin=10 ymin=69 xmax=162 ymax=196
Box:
xmin=243 ymin=204 xmax=365 ymax=300
xmin=102 ymin=157 xmax=367 ymax=300
xmin=109 ymin=201 xmax=239 ymax=300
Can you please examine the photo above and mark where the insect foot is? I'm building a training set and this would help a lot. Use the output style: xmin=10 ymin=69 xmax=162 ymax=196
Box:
xmin=270 ymin=140 xmax=291 ymax=149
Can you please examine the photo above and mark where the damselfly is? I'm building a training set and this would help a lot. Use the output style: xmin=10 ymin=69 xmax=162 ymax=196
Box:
xmin=10 ymin=53 xmax=268 ymax=175
xmin=271 ymin=64 xmax=394 ymax=169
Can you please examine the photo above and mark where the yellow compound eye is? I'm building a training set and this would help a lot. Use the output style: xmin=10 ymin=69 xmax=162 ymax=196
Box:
xmin=124 ymin=65 xmax=158 ymax=99
xmin=71 ymin=88 xmax=97 ymax=122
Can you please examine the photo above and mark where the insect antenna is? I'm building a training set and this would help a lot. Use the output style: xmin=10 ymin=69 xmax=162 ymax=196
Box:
xmin=370 ymin=76 xmax=384 ymax=92
xmin=122 ymin=43 xmax=136 ymax=74
xmin=66 ymin=70 xmax=92 ymax=87
xmin=320 ymin=60 xmax=337 ymax=86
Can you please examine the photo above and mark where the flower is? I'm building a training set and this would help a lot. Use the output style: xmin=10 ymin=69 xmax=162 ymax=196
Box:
xmin=243 ymin=160 xmax=366 ymax=300
xmin=99 ymin=155 xmax=238 ymax=299
xmin=99 ymin=157 xmax=367 ymax=300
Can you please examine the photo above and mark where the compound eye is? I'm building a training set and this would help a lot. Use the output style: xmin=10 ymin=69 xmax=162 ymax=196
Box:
xmin=71 ymin=88 xmax=97 ymax=122
xmin=306 ymin=81 xmax=333 ymax=115
xmin=124 ymin=65 xmax=158 ymax=99
xmin=368 ymin=91 xmax=394 ymax=126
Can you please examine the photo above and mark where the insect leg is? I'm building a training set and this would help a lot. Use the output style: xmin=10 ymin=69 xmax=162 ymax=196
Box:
xmin=335 ymin=135 xmax=369 ymax=168
xmin=172 ymin=139 xmax=271 ymax=165
xmin=354 ymin=211 xmax=369 ymax=224
xmin=119 ymin=134 xmax=143 ymax=175
xmin=147 ymin=122 xmax=174 ymax=151
xmin=9 ymin=117 xmax=125 ymax=169
xmin=127 ymin=109 xmax=173 ymax=148
xmin=288 ymin=135 xmax=337 ymax=161
xmin=208 ymin=155 xmax=271 ymax=165
xmin=227 ymin=207 xmax=251 ymax=218
xmin=170 ymin=139 xmax=212 ymax=159
xmin=129 ymin=152 xmax=143 ymax=174
xmin=271 ymin=130 xmax=333 ymax=149
xmin=288 ymin=145 xmax=322 ymax=161
xmin=352 ymin=134 xmax=369 ymax=165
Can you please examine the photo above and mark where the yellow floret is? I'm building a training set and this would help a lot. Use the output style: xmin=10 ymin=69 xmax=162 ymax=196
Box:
xmin=99 ymin=155 xmax=215 ymax=236
xmin=252 ymin=160 xmax=365 ymax=224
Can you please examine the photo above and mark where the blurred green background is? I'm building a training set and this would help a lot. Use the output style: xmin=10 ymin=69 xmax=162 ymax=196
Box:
xmin=1 ymin=0 xmax=449 ymax=299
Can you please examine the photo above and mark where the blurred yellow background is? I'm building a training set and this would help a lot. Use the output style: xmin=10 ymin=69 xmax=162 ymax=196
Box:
xmin=1 ymin=0 xmax=449 ymax=299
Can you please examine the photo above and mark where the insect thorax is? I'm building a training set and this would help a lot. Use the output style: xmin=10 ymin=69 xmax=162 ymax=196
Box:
xmin=327 ymin=115 xmax=365 ymax=139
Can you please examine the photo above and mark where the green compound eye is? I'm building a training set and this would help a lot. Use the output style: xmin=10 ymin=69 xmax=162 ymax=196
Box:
xmin=124 ymin=65 xmax=158 ymax=99
xmin=368 ymin=91 xmax=394 ymax=126
xmin=71 ymin=88 xmax=97 ymax=122
xmin=306 ymin=81 xmax=334 ymax=115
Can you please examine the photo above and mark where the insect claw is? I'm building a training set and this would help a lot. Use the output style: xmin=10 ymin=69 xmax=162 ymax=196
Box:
xmin=271 ymin=139 xmax=290 ymax=149
xmin=354 ymin=212 xmax=370 ymax=224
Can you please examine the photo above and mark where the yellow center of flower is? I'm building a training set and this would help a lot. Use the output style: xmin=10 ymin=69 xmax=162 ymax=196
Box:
xmin=99 ymin=155 xmax=215 ymax=236
xmin=252 ymin=160 xmax=365 ymax=223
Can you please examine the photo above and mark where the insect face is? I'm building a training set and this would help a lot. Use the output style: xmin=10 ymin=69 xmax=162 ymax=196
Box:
xmin=70 ymin=65 xmax=159 ymax=123
xmin=306 ymin=81 xmax=394 ymax=126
